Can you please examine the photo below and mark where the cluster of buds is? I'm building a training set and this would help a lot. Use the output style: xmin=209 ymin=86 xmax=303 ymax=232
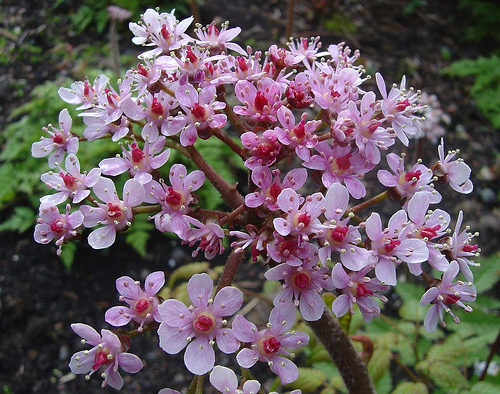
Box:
xmin=31 ymin=8 xmax=480 ymax=392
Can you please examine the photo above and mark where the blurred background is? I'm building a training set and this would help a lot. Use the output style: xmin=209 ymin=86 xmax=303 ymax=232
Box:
xmin=1 ymin=0 xmax=500 ymax=393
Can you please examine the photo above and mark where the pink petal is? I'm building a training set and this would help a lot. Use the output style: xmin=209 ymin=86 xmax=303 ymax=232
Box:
xmin=117 ymin=352 xmax=144 ymax=373
xmin=184 ymin=336 xmax=215 ymax=375
xmin=145 ymin=271 xmax=165 ymax=296
xmin=158 ymin=299 xmax=193 ymax=327
xmin=93 ymin=177 xmax=118 ymax=203
xmin=325 ymin=183 xmax=349 ymax=218
xmin=69 ymin=350 xmax=94 ymax=373
xmin=123 ymin=179 xmax=144 ymax=206
xmin=187 ymin=273 xmax=213 ymax=309
xmin=105 ymin=306 xmax=132 ymax=327
xmin=87 ymin=225 xmax=116 ymax=249
xmin=213 ymin=286 xmax=243 ymax=316
xmin=71 ymin=323 xmax=101 ymax=345
xmin=116 ymin=276 xmax=141 ymax=299
xmin=158 ymin=323 xmax=191 ymax=354
xmin=215 ymin=328 xmax=239 ymax=354
xmin=99 ymin=157 xmax=129 ymax=176
xmin=375 ymin=259 xmax=397 ymax=286
xmin=236 ymin=347 xmax=258 ymax=368
xmin=104 ymin=367 xmax=124 ymax=390
xmin=332 ymin=294 xmax=351 ymax=317
xmin=232 ymin=315 xmax=259 ymax=343
xmin=210 ymin=366 xmax=238 ymax=393
xmin=269 ymin=355 xmax=298 ymax=385
xmin=269 ymin=306 xmax=295 ymax=334
xmin=298 ymin=291 xmax=325 ymax=321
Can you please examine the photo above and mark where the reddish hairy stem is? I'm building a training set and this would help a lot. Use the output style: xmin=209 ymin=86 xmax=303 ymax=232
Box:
xmin=219 ymin=204 xmax=246 ymax=226
xmin=132 ymin=204 xmax=161 ymax=215
xmin=216 ymin=249 xmax=244 ymax=293
xmin=347 ymin=190 xmax=388 ymax=214
xmin=185 ymin=145 xmax=244 ymax=210
xmin=308 ymin=310 xmax=375 ymax=393
xmin=286 ymin=0 xmax=295 ymax=39
xmin=211 ymin=128 xmax=246 ymax=160
xmin=221 ymin=95 xmax=247 ymax=135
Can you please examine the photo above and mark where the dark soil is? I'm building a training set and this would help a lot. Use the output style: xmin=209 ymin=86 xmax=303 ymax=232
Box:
xmin=1 ymin=1 xmax=499 ymax=393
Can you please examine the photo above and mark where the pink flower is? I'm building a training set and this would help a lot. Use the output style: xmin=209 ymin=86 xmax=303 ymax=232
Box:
xmin=79 ymin=178 xmax=145 ymax=249
xmin=303 ymin=142 xmax=372 ymax=199
xmin=141 ymin=90 xmax=179 ymax=142
xmin=401 ymin=192 xmax=451 ymax=274
xmin=34 ymin=203 xmax=84 ymax=255
xmin=158 ymin=273 xmax=243 ymax=375
xmin=146 ymin=164 xmax=205 ymax=236
xmin=183 ymin=217 xmax=225 ymax=260
xmin=83 ymin=114 xmax=131 ymax=142
xmin=275 ymin=106 xmax=320 ymax=160
xmin=210 ymin=365 xmax=262 ymax=394
xmin=233 ymin=307 xmax=309 ymax=384
xmin=105 ymin=271 xmax=165 ymax=332
xmin=285 ymin=72 xmax=314 ymax=109
xmin=32 ymin=109 xmax=79 ymax=168
xmin=273 ymin=188 xmax=325 ymax=240
xmin=266 ymin=44 xmax=304 ymax=70
xmin=377 ymin=152 xmax=441 ymax=205
xmin=267 ymin=233 xmax=313 ymax=267
xmin=131 ymin=57 xmax=179 ymax=96
xmin=234 ymin=78 xmax=282 ymax=122
xmin=99 ymin=137 xmax=170 ymax=185
xmin=365 ymin=211 xmax=429 ymax=285
xmin=420 ymin=260 xmax=477 ymax=332
xmin=164 ymin=82 xmax=226 ymax=146
xmin=58 ymin=74 xmax=108 ymax=110
xmin=69 ymin=323 xmax=143 ymax=390
xmin=241 ymin=129 xmax=282 ymax=170
xmin=245 ymin=166 xmax=307 ymax=212
xmin=331 ymin=263 xmax=388 ymax=322
xmin=315 ymin=183 xmax=369 ymax=270
xmin=375 ymin=73 xmax=422 ymax=146
xmin=432 ymin=138 xmax=473 ymax=194
xmin=40 ymin=153 xmax=101 ymax=205
xmin=129 ymin=9 xmax=193 ymax=58
xmin=287 ymin=36 xmax=329 ymax=66
xmin=265 ymin=253 xmax=333 ymax=321
xmin=230 ymin=224 xmax=269 ymax=262
xmin=194 ymin=22 xmax=246 ymax=55
xmin=440 ymin=210 xmax=480 ymax=282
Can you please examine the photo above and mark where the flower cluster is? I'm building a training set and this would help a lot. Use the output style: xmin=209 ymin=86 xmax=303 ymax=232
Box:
xmin=31 ymin=7 xmax=482 ymax=393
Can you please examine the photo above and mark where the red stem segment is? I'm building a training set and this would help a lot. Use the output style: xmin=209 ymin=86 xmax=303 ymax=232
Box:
xmin=308 ymin=310 xmax=375 ymax=393
xmin=185 ymin=145 xmax=244 ymax=210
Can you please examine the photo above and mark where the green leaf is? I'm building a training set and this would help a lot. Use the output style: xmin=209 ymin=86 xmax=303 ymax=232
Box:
xmin=0 ymin=206 xmax=36 ymax=233
xmin=375 ymin=369 xmax=392 ymax=394
xmin=167 ymin=262 xmax=210 ymax=288
xmin=392 ymin=381 xmax=428 ymax=394
xmin=60 ymin=242 xmax=77 ymax=270
xmin=426 ymin=362 xmax=470 ymax=389
xmin=470 ymin=381 xmax=500 ymax=393
xmin=287 ymin=367 xmax=326 ymax=392
xmin=124 ymin=215 xmax=154 ymax=257
xmin=474 ymin=253 xmax=500 ymax=293
xmin=399 ymin=299 xmax=425 ymax=322
xmin=368 ymin=348 xmax=392 ymax=384
xmin=395 ymin=281 xmax=423 ymax=303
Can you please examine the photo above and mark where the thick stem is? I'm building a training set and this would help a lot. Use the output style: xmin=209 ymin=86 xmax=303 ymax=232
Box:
xmin=216 ymin=249 xmax=244 ymax=293
xmin=308 ymin=309 xmax=375 ymax=393
xmin=211 ymin=128 xmax=246 ymax=160
xmin=286 ymin=0 xmax=295 ymax=39
xmin=185 ymin=145 xmax=244 ymax=210
xmin=347 ymin=191 xmax=388 ymax=215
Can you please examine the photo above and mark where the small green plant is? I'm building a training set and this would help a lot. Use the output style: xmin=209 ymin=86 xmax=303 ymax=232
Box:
xmin=443 ymin=56 xmax=500 ymax=129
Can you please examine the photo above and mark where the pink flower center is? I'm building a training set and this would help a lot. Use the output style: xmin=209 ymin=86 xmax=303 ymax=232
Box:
xmin=134 ymin=298 xmax=152 ymax=316
xmin=356 ymin=283 xmax=374 ymax=297
xmin=151 ymin=98 xmax=164 ymax=116
xmin=61 ymin=172 xmax=78 ymax=189
xmin=258 ymin=336 xmax=281 ymax=355
xmin=332 ymin=153 xmax=351 ymax=174
xmin=382 ymin=238 xmax=401 ymax=254
xmin=420 ymin=225 xmax=441 ymax=239
xmin=268 ymin=182 xmax=282 ymax=201
xmin=444 ymin=294 xmax=460 ymax=304
xmin=207 ymin=23 xmax=220 ymax=36
xmin=293 ymin=212 xmax=311 ymax=230
xmin=326 ymin=226 xmax=349 ymax=245
xmin=462 ymin=244 xmax=478 ymax=253
xmin=107 ymin=203 xmax=124 ymax=220
xmin=404 ymin=170 xmax=422 ymax=184
xmin=50 ymin=221 xmax=65 ymax=235
xmin=236 ymin=57 xmax=248 ymax=72
xmin=92 ymin=348 xmax=112 ymax=371
xmin=254 ymin=92 xmax=269 ymax=113
xmin=191 ymin=103 xmax=207 ymax=122
xmin=278 ymin=238 xmax=298 ymax=257
xmin=136 ymin=63 xmax=149 ymax=77
xmin=165 ymin=187 xmax=184 ymax=210
xmin=131 ymin=143 xmax=144 ymax=164
xmin=52 ymin=134 xmax=64 ymax=144
xmin=292 ymin=272 xmax=311 ymax=290
xmin=396 ymin=98 xmax=411 ymax=112
xmin=160 ymin=25 xmax=171 ymax=40
xmin=83 ymin=80 xmax=92 ymax=98
xmin=186 ymin=46 xmax=198 ymax=64
xmin=291 ymin=122 xmax=306 ymax=141
xmin=331 ymin=90 xmax=341 ymax=99
xmin=193 ymin=312 xmax=216 ymax=333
